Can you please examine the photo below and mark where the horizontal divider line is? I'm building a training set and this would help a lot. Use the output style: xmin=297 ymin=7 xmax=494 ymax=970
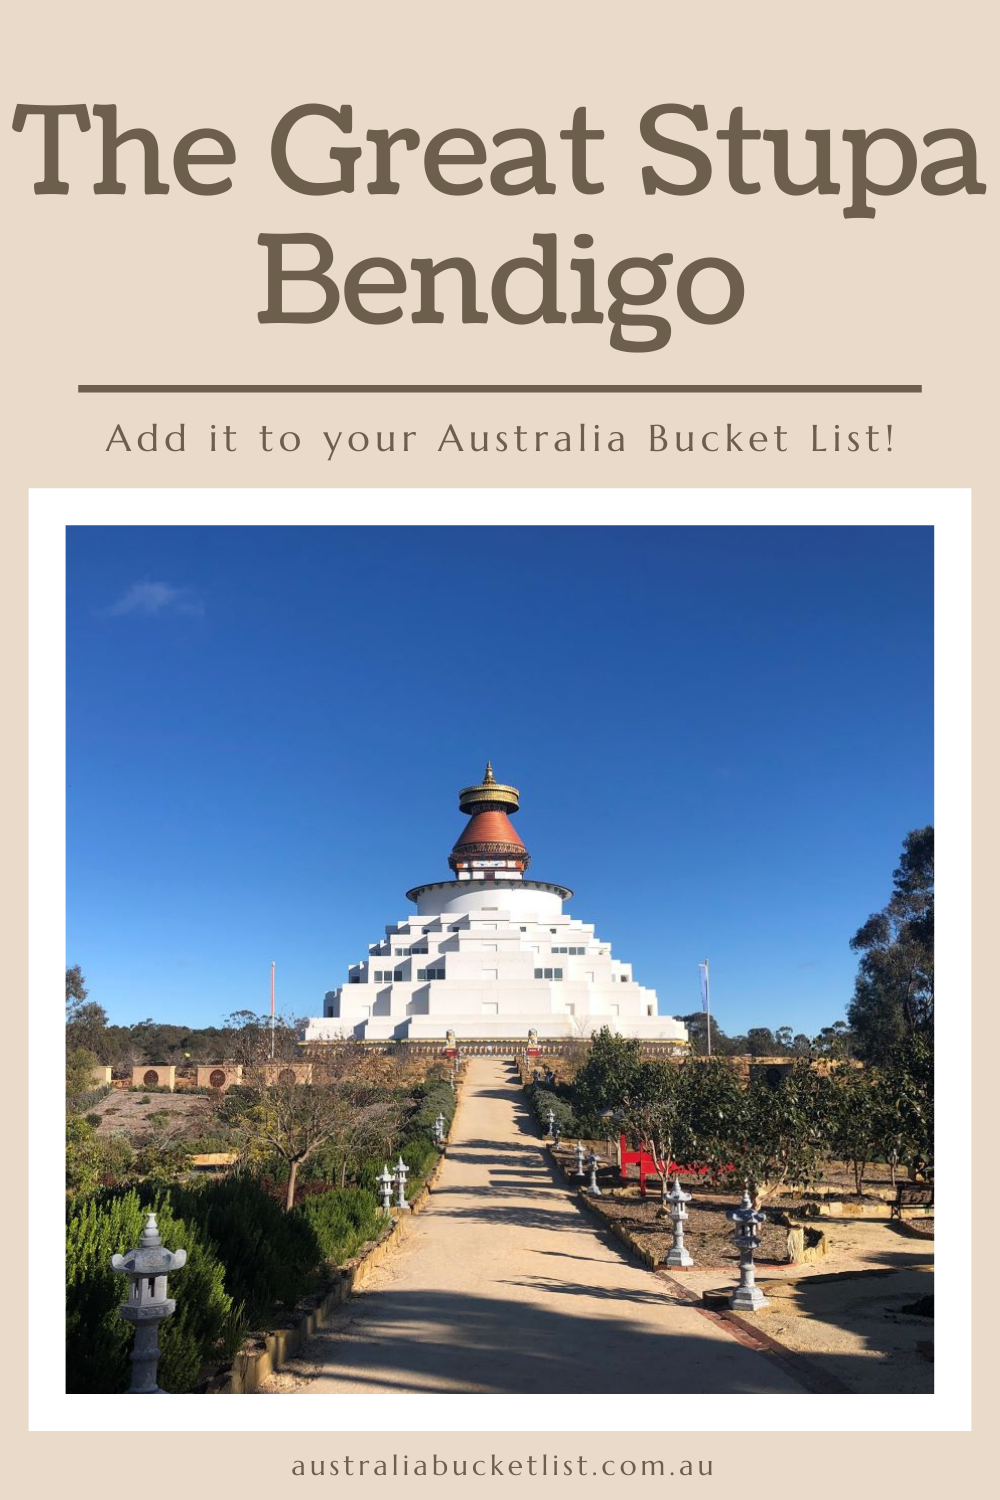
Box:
xmin=78 ymin=383 xmax=922 ymax=395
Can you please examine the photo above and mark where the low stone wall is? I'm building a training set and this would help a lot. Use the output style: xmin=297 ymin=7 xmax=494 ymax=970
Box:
xmin=131 ymin=1065 xmax=176 ymax=1091
xmin=204 ymin=1119 xmax=454 ymax=1393
xmin=195 ymin=1065 xmax=243 ymax=1091
xmin=814 ymin=1199 xmax=933 ymax=1221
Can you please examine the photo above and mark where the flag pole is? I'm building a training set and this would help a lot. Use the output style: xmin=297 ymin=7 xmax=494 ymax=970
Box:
xmin=699 ymin=958 xmax=712 ymax=1058
xmin=270 ymin=960 xmax=276 ymax=1061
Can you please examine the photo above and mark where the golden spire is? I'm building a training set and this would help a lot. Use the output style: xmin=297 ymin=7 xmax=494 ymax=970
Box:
xmin=458 ymin=763 xmax=520 ymax=813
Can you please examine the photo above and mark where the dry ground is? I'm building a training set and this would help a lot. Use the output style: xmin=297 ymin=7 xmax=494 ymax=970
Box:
xmin=88 ymin=1089 xmax=214 ymax=1141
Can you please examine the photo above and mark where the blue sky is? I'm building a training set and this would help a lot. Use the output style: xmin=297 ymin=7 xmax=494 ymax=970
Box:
xmin=66 ymin=524 xmax=933 ymax=1039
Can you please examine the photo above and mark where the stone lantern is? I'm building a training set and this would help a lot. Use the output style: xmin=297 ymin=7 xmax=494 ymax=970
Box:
xmin=665 ymin=1176 xmax=694 ymax=1268
xmin=574 ymin=1140 xmax=587 ymax=1178
xmin=727 ymin=1189 xmax=768 ymax=1311
xmin=433 ymin=1111 xmax=446 ymax=1147
xmin=394 ymin=1155 xmax=411 ymax=1212
xmin=599 ymin=1107 xmax=622 ymax=1162
xmin=111 ymin=1212 xmax=187 ymax=1393
xmin=585 ymin=1150 xmax=602 ymax=1197
xmin=377 ymin=1163 xmax=394 ymax=1214
xmin=545 ymin=1106 xmax=556 ymax=1138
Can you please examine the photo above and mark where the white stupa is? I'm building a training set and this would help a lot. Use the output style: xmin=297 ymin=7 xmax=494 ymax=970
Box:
xmin=304 ymin=764 xmax=687 ymax=1044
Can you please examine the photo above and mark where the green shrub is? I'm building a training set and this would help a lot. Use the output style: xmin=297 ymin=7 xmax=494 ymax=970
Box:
xmin=404 ymin=1078 xmax=456 ymax=1141
xmin=133 ymin=1140 xmax=192 ymax=1182
xmin=528 ymin=1085 xmax=579 ymax=1137
xmin=166 ymin=1176 xmax=322 ymax=1325
xmin=185 ymin=1134 xmax=239 ymax=1155
xmin=351 ymin=1155 xmax=393 ymax=1195
xmin=66 ymin=1188 xmax=236 ymax=1393
xmin=66 ymin=1114 xmax=100 ymax=1194
xmin=66 ymin=1047 xmax=101 ymax=1100
xmin=97 ymin=1134 xmax=134 ymax=1182
xmin=399 ymin=1078 xmax=455 ymax=1186
xmin=295 ymin=1187 xmax=383 ymax=1265
xmin=401 ymin=1136 xmax=438 ymax=1185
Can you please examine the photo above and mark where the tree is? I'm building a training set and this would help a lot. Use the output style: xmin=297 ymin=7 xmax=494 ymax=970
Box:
xmin=683 ymin=1060 xmax=746 ymax=1170
xmin=877 ymin=1032 xmax=934 ymax=1184
xmin=66 ymin=965 xmax=89 ymax=1011
xmin=746 ymin=1027 xmax=778 ymax=1056
xmin=66 ymin=1003 xmax=110 ymax=1058
xmin=829 ymin=1067 xmax=882 ymax=1195
xmin=812 ymin=1021 xmax=854 ymax=1059
xmin=621 ymin=1059 xmax=750 ymax=1203
xmin=66 ymin=1045 xmax=100 ymax=1099
xmin=727 ymin=1063 xmax=834 ymax=1207
xmin=620 ymin=1060 xmax=692 ymax=1209
xmin=570 ymin=1027 xmax=643 ymax=1124
xmin=675 ymin=1012 xmax=726 ymax=1057
xmin=222 ymin=1011 xmax=301 ymax=1067
xmin=305 ymin=1079 xmax=401 ymax=1190
xmin=223 ymin=1063 xmax=399 ymax=1210
xmin=65 ymin=965 xmax=111 ymax=1057
xmin=848 ymin=826 xmax=934 ymax=1065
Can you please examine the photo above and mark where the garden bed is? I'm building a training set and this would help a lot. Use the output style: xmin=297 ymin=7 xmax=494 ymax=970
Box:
xmin=582 ymin=1182 xmax=791 ymax=1267
xmin=550 ymin=1148 xmax=836 ymax=1267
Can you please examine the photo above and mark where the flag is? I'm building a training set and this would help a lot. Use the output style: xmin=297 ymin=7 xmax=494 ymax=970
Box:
xmin=698 ymin=960 xmax=710 ymax=1012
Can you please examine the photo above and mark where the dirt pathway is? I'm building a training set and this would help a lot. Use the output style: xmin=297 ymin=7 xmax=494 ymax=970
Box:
xmin=262 ymin=1059 xmax=806 ymax=1394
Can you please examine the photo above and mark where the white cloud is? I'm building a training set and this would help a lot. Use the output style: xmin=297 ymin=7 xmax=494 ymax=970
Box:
xmin=103 ymin=581 xmax=204 ymax=619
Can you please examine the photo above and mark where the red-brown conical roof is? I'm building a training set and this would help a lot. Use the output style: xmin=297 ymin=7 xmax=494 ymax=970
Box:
xmin=453 ymin=809 xmax=526 ymax=853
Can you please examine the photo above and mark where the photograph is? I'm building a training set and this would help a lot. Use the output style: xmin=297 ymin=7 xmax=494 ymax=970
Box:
xmin=62 ymin=521 xmax=934 ymax=1400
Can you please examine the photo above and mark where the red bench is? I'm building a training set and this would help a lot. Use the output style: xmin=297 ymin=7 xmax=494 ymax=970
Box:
xmin=618 ymin=1134 xmax=715 ymax=1197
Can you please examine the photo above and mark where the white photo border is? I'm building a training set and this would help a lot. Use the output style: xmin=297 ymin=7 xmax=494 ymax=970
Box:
xmin=30 ymin=488 xmax=967 ymax=1432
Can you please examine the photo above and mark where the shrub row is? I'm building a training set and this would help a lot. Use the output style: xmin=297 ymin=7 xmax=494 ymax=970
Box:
xmin=526 ymin=1084 xmax=579 ymax=1138
xmin=66 ymin=1175 xmax=390 ymax=1393
xmin=297 ymin=1186 xmax=384 ymax=1265
xmin=68 ymin=1083 xmax=112 ymax=1114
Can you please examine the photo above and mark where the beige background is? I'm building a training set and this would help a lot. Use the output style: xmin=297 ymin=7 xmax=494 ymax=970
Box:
xmin=3 ymin=0 xmax=993 ymax=1480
